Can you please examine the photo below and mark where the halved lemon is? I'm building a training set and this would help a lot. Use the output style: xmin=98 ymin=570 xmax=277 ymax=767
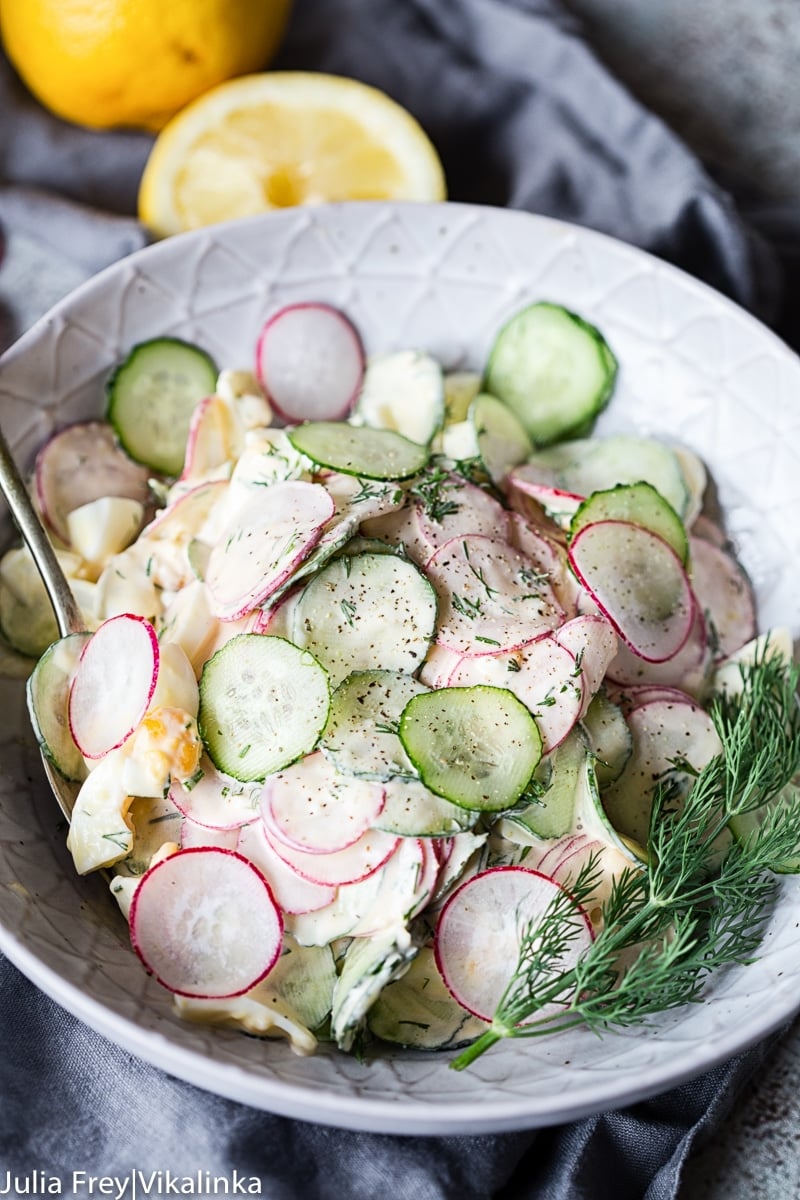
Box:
xmin=138 ymin=71 xmax=447 ymax=237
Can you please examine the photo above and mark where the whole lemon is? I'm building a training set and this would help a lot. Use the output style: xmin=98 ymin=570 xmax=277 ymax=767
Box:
xmin=0 ymin=0 xmax=293 ymax=131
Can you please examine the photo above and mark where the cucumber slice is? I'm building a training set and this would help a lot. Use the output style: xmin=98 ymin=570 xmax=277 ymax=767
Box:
xmin=581 ymin=692 xmax=632 ymax=786
xmin=354 ymin=351 xmax=444 ymax=446
xmin=287 ymin=422 xmax=429 ymax=480
xmin=0 ymin=545 xmax=81 ymax=658
xmin=485 ymin=303 xmax=617 ymax=445
xmin=570 ymin=482 xmax=688 ymax=565
xmin=292 ymin=553 xmax=437 ymax=688
xmin=198 ymin=634 xmax=330 ymax=782
xmin=531 ymin=435 xmax=690 ymax=519
xmin=331 ymin=927 xmax=418 ymax=1051
xmin=568 ymin=521 xmax=695 ymax=663
xmin=399 ymin=685 xmax=543 ymax=811
xmin=107 ymin=338 xmax=218 ymax=477
xmin=26 ymin=632 xmax=91 ymax=781
xmin=368 ymin=945 xmax=487 ymax=1050
xmin=263 ymin=937 xmax=337 ymax=1032
xmin=504 ymin=729 xmax=586 ymax=839
xmin=470 ymin=392 xmax=532 ymax=485
xmin=322 ymin=669 xmax=429 ymax=781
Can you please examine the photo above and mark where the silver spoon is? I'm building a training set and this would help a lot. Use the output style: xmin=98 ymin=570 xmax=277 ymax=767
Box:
xmin=0 ymin=425 xmax=84 ymax=819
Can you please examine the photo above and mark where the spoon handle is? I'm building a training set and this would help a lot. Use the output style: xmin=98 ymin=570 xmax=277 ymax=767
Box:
xmin=0 ymin=427 xmax=84 ymax=637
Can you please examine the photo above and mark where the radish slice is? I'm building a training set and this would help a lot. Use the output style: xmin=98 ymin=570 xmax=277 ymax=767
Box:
xmin=68 ymin=614 xmax=159 ymax=759
xmin=555 ymin=614 xmax=618 ymax=716
xmin=524 ymin=834 xmax=634 ymax=934
xmin=447 ymin=633 xmax=582 ymax=753
xmin=434 ymin=866 xmax=593 ymax=1021
xmin=506 ymin=468 xmax=583 ymax=529
xmin=263 ymin=753 xmax=385 ymax=855
xmin=180 ymin=395 xmax=240 ymax=482
xmin=426 ymin=534 xmax=563 ymax=655
xmin=507 ymin=513 xmax=581 ymax=617
xmin=35 ymin=420 xmax=152 ymax=544
xmin=237 ymin=821 xmax=336 ymax=915
xmin=689 ymin=536 xmax=756 ymax=660
xmin=180 ymin=818 xmax=240 ymax=852
xmin=610 ymin=684 xmax=700 ymax=714
xmin=169 ymin=756 xmax=262 ymax=830
xmin=129 ymin=847 xmax=282 ymax=998
xmin=141 ymin=479 xmax=227 ymax=544
xmin=417 ymin=479 xmax=511 ymax=551
xmin=526 ymin=833 xmax=585 ymax=878
xmin=568 ymin=520 xmax=695 ymax=663
xmin=263 ymin=821 xmax=399 ymax=887
xmin=607 ymin=607 xmax=709 ymax=692
xmin=205 ymin=480 xmax=334 ymax=620
xmin=285 ymin=854 xmax=391 ymax=946
xmin=256 ymin=302 xmax=365 ymax=423
xmin=419 ymin=644 xmax=463 ymax=688
xmin=690 ymin=514 xmax=729 ymax=549
xmin=603 ymin=697 xmax=723 ymax=846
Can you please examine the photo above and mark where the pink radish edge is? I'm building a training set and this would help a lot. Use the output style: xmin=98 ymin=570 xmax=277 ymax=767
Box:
xmin=205 ymin=481 xmax=335 ymax=621
xmin=262 ymin=759 xmax=386 ymax=856
xmin=68 ymin=614 xmax=159 ymax=759
xmin=129 ymin=847 xmax=283 ymax=999
xmin=255 ymin=302 xmax=365 ymax=424
xmin=237 ymin=821 xmax=337 ymax=915
xmin=434 ymin=866 xmax=594 ymax=1021
xmin=262 ymin=820 xmax=400 ymax=887
xmin=35 ymin=420 xmax=151 ymax=544
xmin=568 ymin=520 xmax=696 ymax=664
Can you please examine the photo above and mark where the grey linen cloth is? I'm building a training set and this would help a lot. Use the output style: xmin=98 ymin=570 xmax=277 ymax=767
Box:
xmin=0 ymin=0 xmax=795 ymax=1195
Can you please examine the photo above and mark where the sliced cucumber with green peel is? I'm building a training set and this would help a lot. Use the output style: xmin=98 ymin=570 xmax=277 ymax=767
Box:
xmin=529 ymin=435 xmax=690 ymax=519
xmin=331 ymin=928 xmax=418 ymax=1051
xmin=368 ymin=945 xmax=487 ymax=1050
xmin=581 ymin=692 xmax=632 ymax=787
xmin=287 ymin=422 xmax=429 ymax=480
xmin=504 ymin=728 xmax=586 ymax=839
xmin=322 ymin=669 xmax=428 ymax=781
xmin=399 ymin=685 xmax=543 ymax=811
xmin=292 ymin=553 xmax=437 ymax=688
xmin=470 ymin=392 xmax=532 ymax=485
xmin=26 ymin=632 xmax=91 ymax=781
xmin=485 ymin=303 xmax=617 ymax=445
xmin=198 ymin=634 xmax=330 ymax=782
xmin=107 ymin=338 xmax=218 ymax=476
xmin=570 ymin=481 xmax=688 ymax=564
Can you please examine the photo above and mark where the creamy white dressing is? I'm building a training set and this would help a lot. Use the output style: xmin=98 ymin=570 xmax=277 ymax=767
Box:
xmin=13 ymin=343 xmax=787 ymax=1060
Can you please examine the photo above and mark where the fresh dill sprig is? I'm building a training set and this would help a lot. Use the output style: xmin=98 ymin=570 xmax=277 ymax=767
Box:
xmin=462 ymin=541 xmax=500 ymax=599
xmin=408 ymin=463 xmax=462 ymax=524
xmin=451 ymin=651 xmax=800 ymax=1069
xmin=452 ymin=593 xmax=483 ymax=620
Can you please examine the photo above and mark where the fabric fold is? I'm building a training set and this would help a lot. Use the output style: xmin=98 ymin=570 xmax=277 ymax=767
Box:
xmin=0 ymin=0 xmax=795 ymax=1196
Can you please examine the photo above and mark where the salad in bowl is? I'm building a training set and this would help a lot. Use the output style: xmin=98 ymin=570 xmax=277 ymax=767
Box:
xmin=1 ymin=203 xmax=799 ymax=1133
xmin=11 ymin=285 xmax=800 ymax=1069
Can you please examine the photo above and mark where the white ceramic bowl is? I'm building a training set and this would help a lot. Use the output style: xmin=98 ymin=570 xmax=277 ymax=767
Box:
xmin=1 ymin=202 xmax=798 ymax=1135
